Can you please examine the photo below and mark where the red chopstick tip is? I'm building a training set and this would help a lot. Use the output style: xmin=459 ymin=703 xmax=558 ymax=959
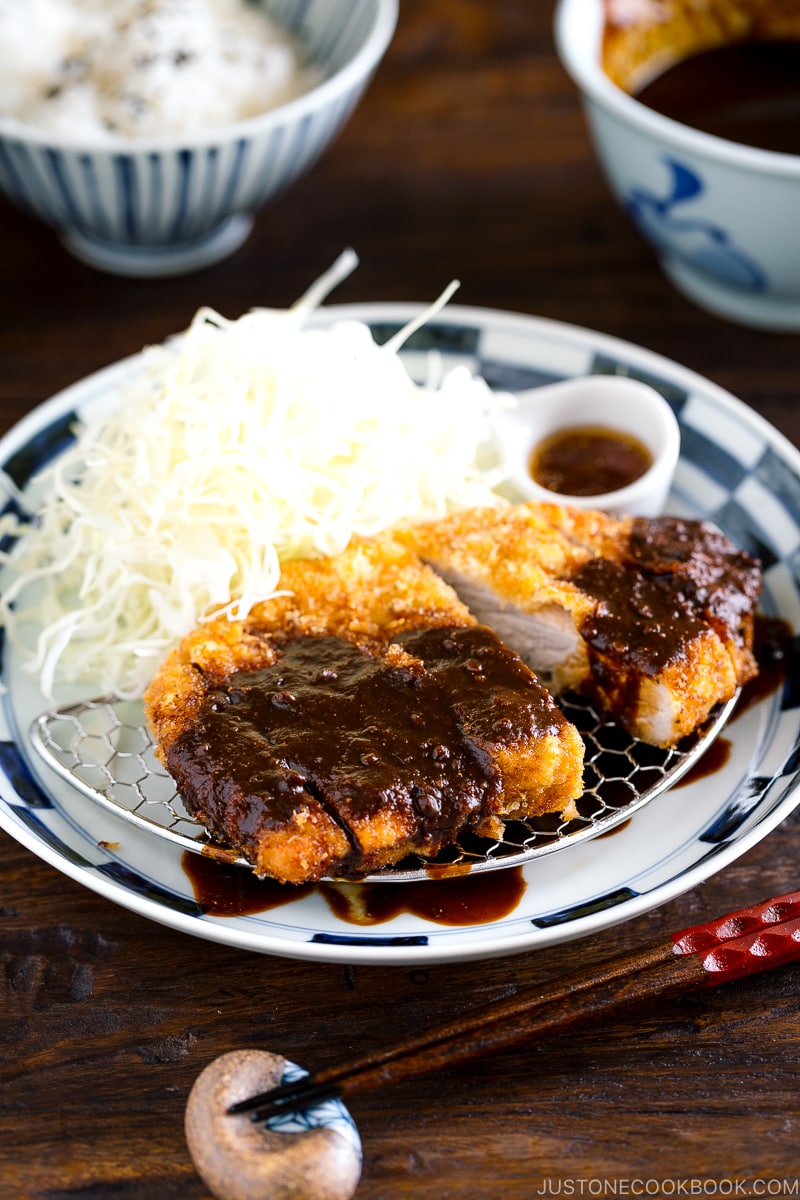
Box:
xmin=701 ymin=919 xmax=800 ymax=984
xmin=672 ymin=890 xmax=800 ymax=958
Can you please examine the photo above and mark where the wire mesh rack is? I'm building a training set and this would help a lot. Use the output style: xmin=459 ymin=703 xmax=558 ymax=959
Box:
xmin=29 ymin=690 xmax=736 ymax=883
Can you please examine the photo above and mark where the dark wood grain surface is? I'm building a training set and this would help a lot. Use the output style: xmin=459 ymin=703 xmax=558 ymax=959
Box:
xmin=2 ymin=3 xmax=800 ymax=1197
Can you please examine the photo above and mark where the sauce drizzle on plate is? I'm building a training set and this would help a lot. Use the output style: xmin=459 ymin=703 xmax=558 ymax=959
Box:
xmin=182 ymin=853 xmax=526 ymax=926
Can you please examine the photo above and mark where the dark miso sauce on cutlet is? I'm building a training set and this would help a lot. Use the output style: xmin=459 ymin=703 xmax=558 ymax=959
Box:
xmin=168 ymin=624 xmax=567 ymax=878
xmin=573 ymin=556 xmax=707 ymax=675
xmin=628 ymin=516 xmax=763 ymax=632
xmin=573 ymin=515 xmax=763 ymax=670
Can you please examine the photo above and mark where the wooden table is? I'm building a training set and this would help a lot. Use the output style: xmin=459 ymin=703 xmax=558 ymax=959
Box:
xmin=2 ymin=3 xmax=799 ymax=1197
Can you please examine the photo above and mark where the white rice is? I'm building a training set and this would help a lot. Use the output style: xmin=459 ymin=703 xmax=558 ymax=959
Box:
xmin=0 ymin=0 xmax=321 ymax=141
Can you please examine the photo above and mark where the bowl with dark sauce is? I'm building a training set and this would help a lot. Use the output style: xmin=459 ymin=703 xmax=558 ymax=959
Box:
xmin=497 ymin=375 xmax=680 ymax=516
xmin=555 ymin=0 xmax=800 ymax=331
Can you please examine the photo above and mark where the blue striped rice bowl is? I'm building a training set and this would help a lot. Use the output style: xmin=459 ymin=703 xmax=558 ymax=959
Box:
xmin=0 ymin=0 xmax=398 ymax=276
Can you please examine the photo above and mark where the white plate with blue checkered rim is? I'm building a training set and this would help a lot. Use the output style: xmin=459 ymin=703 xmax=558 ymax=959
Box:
xmin=1 ymin=303 xmax=799 ymax=965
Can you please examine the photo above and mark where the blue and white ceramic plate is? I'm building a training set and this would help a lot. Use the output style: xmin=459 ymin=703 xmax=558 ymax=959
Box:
xmin=1 ymin=304 xmax=799 ymax=965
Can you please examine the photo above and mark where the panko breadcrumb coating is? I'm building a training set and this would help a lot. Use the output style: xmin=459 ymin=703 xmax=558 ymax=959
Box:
xmin=145 ymin=534 xmax=585 ymax=884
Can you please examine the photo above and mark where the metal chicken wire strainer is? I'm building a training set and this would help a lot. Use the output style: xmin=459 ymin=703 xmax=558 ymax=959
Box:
xmin=28 ymin=690 xmax=736 ymax=884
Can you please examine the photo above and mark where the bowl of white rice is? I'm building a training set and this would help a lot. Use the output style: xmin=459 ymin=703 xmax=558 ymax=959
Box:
xmin=0 ymin=0 xmax=397 ymax=276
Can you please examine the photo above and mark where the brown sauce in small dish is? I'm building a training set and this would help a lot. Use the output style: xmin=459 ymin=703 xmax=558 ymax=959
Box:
xmin=529 ymin=426 xmax=652 ymax=497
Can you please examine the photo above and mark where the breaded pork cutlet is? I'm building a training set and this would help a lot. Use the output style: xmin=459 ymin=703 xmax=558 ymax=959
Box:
xmin=542 ymin=503 xmax=760 ymax=687
xmin=396 ymin=501 xmax=761 ymax=748
xmin=397 ymin=503 xmax=598 ymax=696
xmin=144 ymin=536 xmax=585 ymax=884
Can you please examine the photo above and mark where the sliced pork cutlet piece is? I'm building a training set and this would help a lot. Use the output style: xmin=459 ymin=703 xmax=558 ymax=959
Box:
xmin=144 ymin=535 xmax=477 ymax=753
xmin=538 ymin=504 xmax=762 ymax=690
xmin=628 ymin=514 xmax=761 ymax=686
xmin=396 ymin=624 xmax=585 ymax=827
xmin=394 ymin=503 xmax=598 ymax=696
xmin=397 ymin=502 xmax=758 ymax=748
xmin=144 ymin=536 xmax=585 ymax=884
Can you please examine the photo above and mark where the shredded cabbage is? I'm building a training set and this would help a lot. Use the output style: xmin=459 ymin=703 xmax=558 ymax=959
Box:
xmin=0 ymin=250 xmax=509 ymax=699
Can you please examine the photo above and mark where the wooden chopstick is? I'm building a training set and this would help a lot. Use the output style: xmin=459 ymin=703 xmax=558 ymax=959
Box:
xmin=228 ymin=889 xmax=800 ymax=1122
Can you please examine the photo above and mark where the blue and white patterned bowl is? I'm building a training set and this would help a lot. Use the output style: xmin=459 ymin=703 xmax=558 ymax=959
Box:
xmin=555 ymin=0 xmax=800 ymax=332
xmin=0 ymin=0 xmax=397 ymax=277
